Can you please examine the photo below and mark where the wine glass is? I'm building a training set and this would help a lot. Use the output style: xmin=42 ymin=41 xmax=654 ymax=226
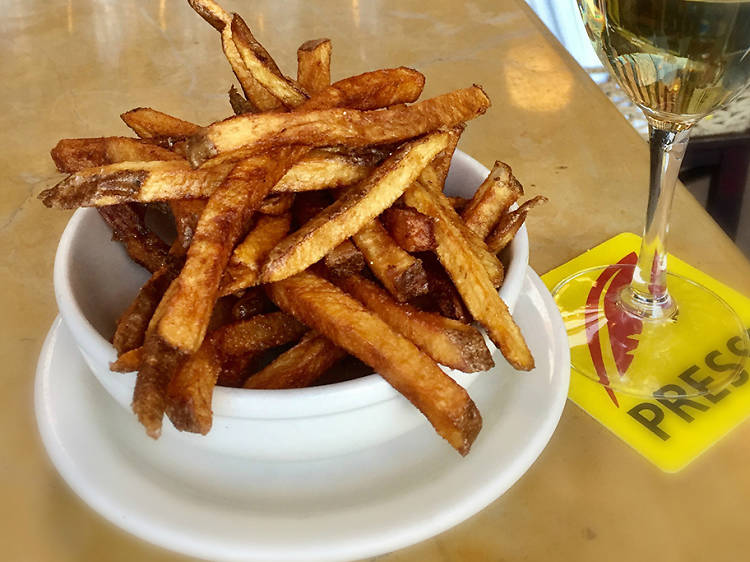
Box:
xmin=553 ymin=0 xmax=750 ymax=398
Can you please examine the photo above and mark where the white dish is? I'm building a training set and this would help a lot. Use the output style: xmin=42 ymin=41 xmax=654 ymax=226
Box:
xmin=52 ymin=149 xmax=530 ymax=460
xmin=35 ymin=268 xmax=569 ymax=562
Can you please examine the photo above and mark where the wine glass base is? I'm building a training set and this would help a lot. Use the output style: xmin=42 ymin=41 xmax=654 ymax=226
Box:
xmin=552 ymin=264 xmax=749 ymax=399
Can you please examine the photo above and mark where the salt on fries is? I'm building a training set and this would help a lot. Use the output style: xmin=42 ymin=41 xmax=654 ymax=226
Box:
xmin=40 ymin=0 xmax=546 ymax=455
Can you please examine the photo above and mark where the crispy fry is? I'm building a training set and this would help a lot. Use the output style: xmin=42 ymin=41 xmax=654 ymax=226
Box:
xmin=187 ymin=0 xmax=229 ymax=31
xmin=461 ymin=161 xmax=523 ymax=239
xmin=260 ymin=132 xmax=451 ymax=283
xmin=381 ymin=206 xmax=436 ymax=252
xmin=165 ymin=311 xmax=307 ymax=433
xmin=324 ymin=239 xmax=365 ymax=277
xmin=299 ymin=67 xmax=424 ymax=111
xmin=157 ymin=148 xmax=299 ymax=353
xmin=417 ymin=169 xmax=505 ymax=287
xmin=40 ymin=149 xmax=379 ymax=209
xmin=110 ymin=347 xmax=143 ymax=372
xmin=97 ymin=204 xmax=170 ymax=273
xmin=187 ymin=85 xmax=490 ymax=166
xmin=169 ymin=198 xmax=206 ymax=257
xmin=422 ymin=125 xmax=464 ymax=189
xmin=231 ymin=14 xmax=307 ymax=108
xmin=352 ymin=220 xmax=428 ymax=302
xmin=50 ymin=137 xmax=182 ymax=173
xmin=257 ymin=192 xmax=294 ymax=215
xmin=333 ymin=273 xmax=492 ymax=372
xmin=121 ymin=107 xmax=200 ymax=140
xmin=267 ymin=271 xmax=482 ymax=455
xmin=39 ymin=160 xmax=231 ymax=209
xmin=220 ymin=214 xmax=291 ymax=295
xmin=297 ymin=39 xmax=332 ymax=96
xmin=245 ymin=332 xmax=346 ymax=389
xmin=133 ymin=334 xmax=188 ymax=438
xmin=113 ymin=266 xmax=176 ymax=354
xmin=228 ymin=84 xmax=257 ymax=115
xmin=486 ymin=195 xmax=548 ymax=254
xmin=403 ymin=182 xmax=533 ymax=370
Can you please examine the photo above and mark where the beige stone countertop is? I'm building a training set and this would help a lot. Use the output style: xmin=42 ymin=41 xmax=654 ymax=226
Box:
xmin=2 ymin=1 xmax=749 ymax=561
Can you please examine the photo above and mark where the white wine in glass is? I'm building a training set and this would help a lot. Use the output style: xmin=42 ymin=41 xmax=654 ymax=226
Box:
xmin=553 ymin=1 xmax=750 ymax=398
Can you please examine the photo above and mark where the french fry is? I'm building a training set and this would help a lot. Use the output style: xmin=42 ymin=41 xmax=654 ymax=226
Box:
xmin=486 ymin=195 xmax=548 ymax=254
xmin=97 ymin=203 xmax=170 ymax=273
xmin=403 ymin=182 xmax=534 ymax=371
xmin=39 ymin=160 xmax=231 ymax=209
xmin=260 ymin=131 xmax=451 ymax=283
xmin=50 ymin=137 xmax=182 ymax=173
xmin=267 ymin=271 xmax=482 ymax=455
xmin=165 ymin=311 xmax=307 ymax=433
xmin=324 ymin=239 xmax=365 ymax=277
xmin=257 ymin=192 xmax=294 ymax=215
xmin=156 ymin=148 xmax=299 ymax=353
xmin=333 ymin=273 xmax=493 ymax=372
xmin=187 ymin=0 xmax=282 ymax=111
xmin=381 ymin=206 xmax=436 ymax=252
xmin=421 ymin=125 xmax=464 ymax=190
xmin=231 ymin=14 xmax=308 ymax=108
xmin=187 ymin=85 xmax=490 ymax=166
xmin=121 ymin=107 xmax=201 ymax=140
xmin=417 ymin=168 xmax=505 ymax=287
xmin=187 ymin=0 xmax=229 ymax=31
xmin=352 ymin=220 xmax=428 ymax=301
xmin=244 ymin=332 xmax=346 ymax=389
xmin=220 ymin=214 xmax=291 ymax=295
xmin=40 ymin=149 xmax=380 ymax=209
xmin=169 ymin=198 xmax=207 ymax=257
xmin=297 ymin=39 xmax=332 ymax=96
xmin=299 ymin=67 xmax=424 ymax=111
xmin=461 ymin=161 xmax=523 ymax=239
xmin=112 ymin=266 xmax=176 ymax=355
xmin=228 ymin=84 xmax=257 ymax=115
xmin=110 ymin=347 xmax=142 ymax=372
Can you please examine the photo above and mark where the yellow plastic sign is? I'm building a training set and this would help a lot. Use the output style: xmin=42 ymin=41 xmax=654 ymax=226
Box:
xmin=542 ymin=233 xmax=750 ymax=472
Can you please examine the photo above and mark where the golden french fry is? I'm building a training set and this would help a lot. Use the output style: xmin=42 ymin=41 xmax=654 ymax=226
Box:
xmin=120 ymin=107 xmax=201 ymax=140
xmin=110 ymin=347 xmax=143 ymax=372
xmin=260 ymin=131 xmax=451 ymax=283
xmin=156 ymin=148 xmax=300 ymax=353
xmin=333 ymin=273 xmax=493 ymax=372
xmin=381 ymin=206 xmax=436 ymax=253
xmin=297 ymin=39 xmax=332 ymax=96
xmin=187 ymin=85 xmax=490 ymax=166
xmin=267 ymin=271 xmax=482 ymax=455
xmin=50 ymin=137 xmax=182 ymax=173
xmin=231 ymin=14 xmax=307 ymax=108
xmin=165 ymin=311 xmax=307 ymax=433
xmin=244 ymin=332 xmax=346 ymax=389
xmin=220 ymin=214 xmax=291 ymax=295
xmin=352 ymin=220 xmax=428 ymax=302
xmin=97 ymin=204 xmax=170 ymax=273
xmin=403 ymin=182 xmax=534 ymax=371
xmin=462 ymin=161 xmax=523 ymax=239
xmin=486 ymin=195 xmax=548 ymax=254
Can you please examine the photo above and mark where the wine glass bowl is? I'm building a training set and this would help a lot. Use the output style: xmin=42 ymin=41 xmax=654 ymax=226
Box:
xmin=554 ymin=0 xmax=750 ymax=398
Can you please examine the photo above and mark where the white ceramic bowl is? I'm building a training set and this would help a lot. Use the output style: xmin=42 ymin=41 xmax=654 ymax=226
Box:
xmin=53 ymin=150 xmax=529 ymax=461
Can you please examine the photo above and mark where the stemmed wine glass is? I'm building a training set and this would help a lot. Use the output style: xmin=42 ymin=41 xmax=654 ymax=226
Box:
xmin=553 ymin=0 xmax=750 ymax=398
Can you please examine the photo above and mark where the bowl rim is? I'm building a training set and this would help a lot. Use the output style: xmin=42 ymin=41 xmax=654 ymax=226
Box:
xmin=53 ymin=149 xmax=529 ymax=418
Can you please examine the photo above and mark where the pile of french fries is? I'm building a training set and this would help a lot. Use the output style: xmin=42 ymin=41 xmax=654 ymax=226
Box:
xmin=40 ymin=0 xmax=546 ymax=456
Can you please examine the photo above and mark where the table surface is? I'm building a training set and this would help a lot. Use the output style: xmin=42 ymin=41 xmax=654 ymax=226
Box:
xmin=3 ymin=1 xmax=750 ymax=561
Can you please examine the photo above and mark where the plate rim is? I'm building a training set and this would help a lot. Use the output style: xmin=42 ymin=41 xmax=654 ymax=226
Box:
xmin=35 ymin=267 xmax=570 ymax=562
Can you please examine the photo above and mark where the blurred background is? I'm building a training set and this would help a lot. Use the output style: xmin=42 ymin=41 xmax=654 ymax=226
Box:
xmin=525 ymin=0 xmax=750 ymax=259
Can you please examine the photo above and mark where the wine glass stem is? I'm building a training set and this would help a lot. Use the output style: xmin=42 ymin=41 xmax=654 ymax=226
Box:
xmin=621 ymin=124 xmax=692 ymax=319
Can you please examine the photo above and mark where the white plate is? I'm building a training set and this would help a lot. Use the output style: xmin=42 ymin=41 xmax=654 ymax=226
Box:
xmin=35 ymin=268 xmax=569 ymax=562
